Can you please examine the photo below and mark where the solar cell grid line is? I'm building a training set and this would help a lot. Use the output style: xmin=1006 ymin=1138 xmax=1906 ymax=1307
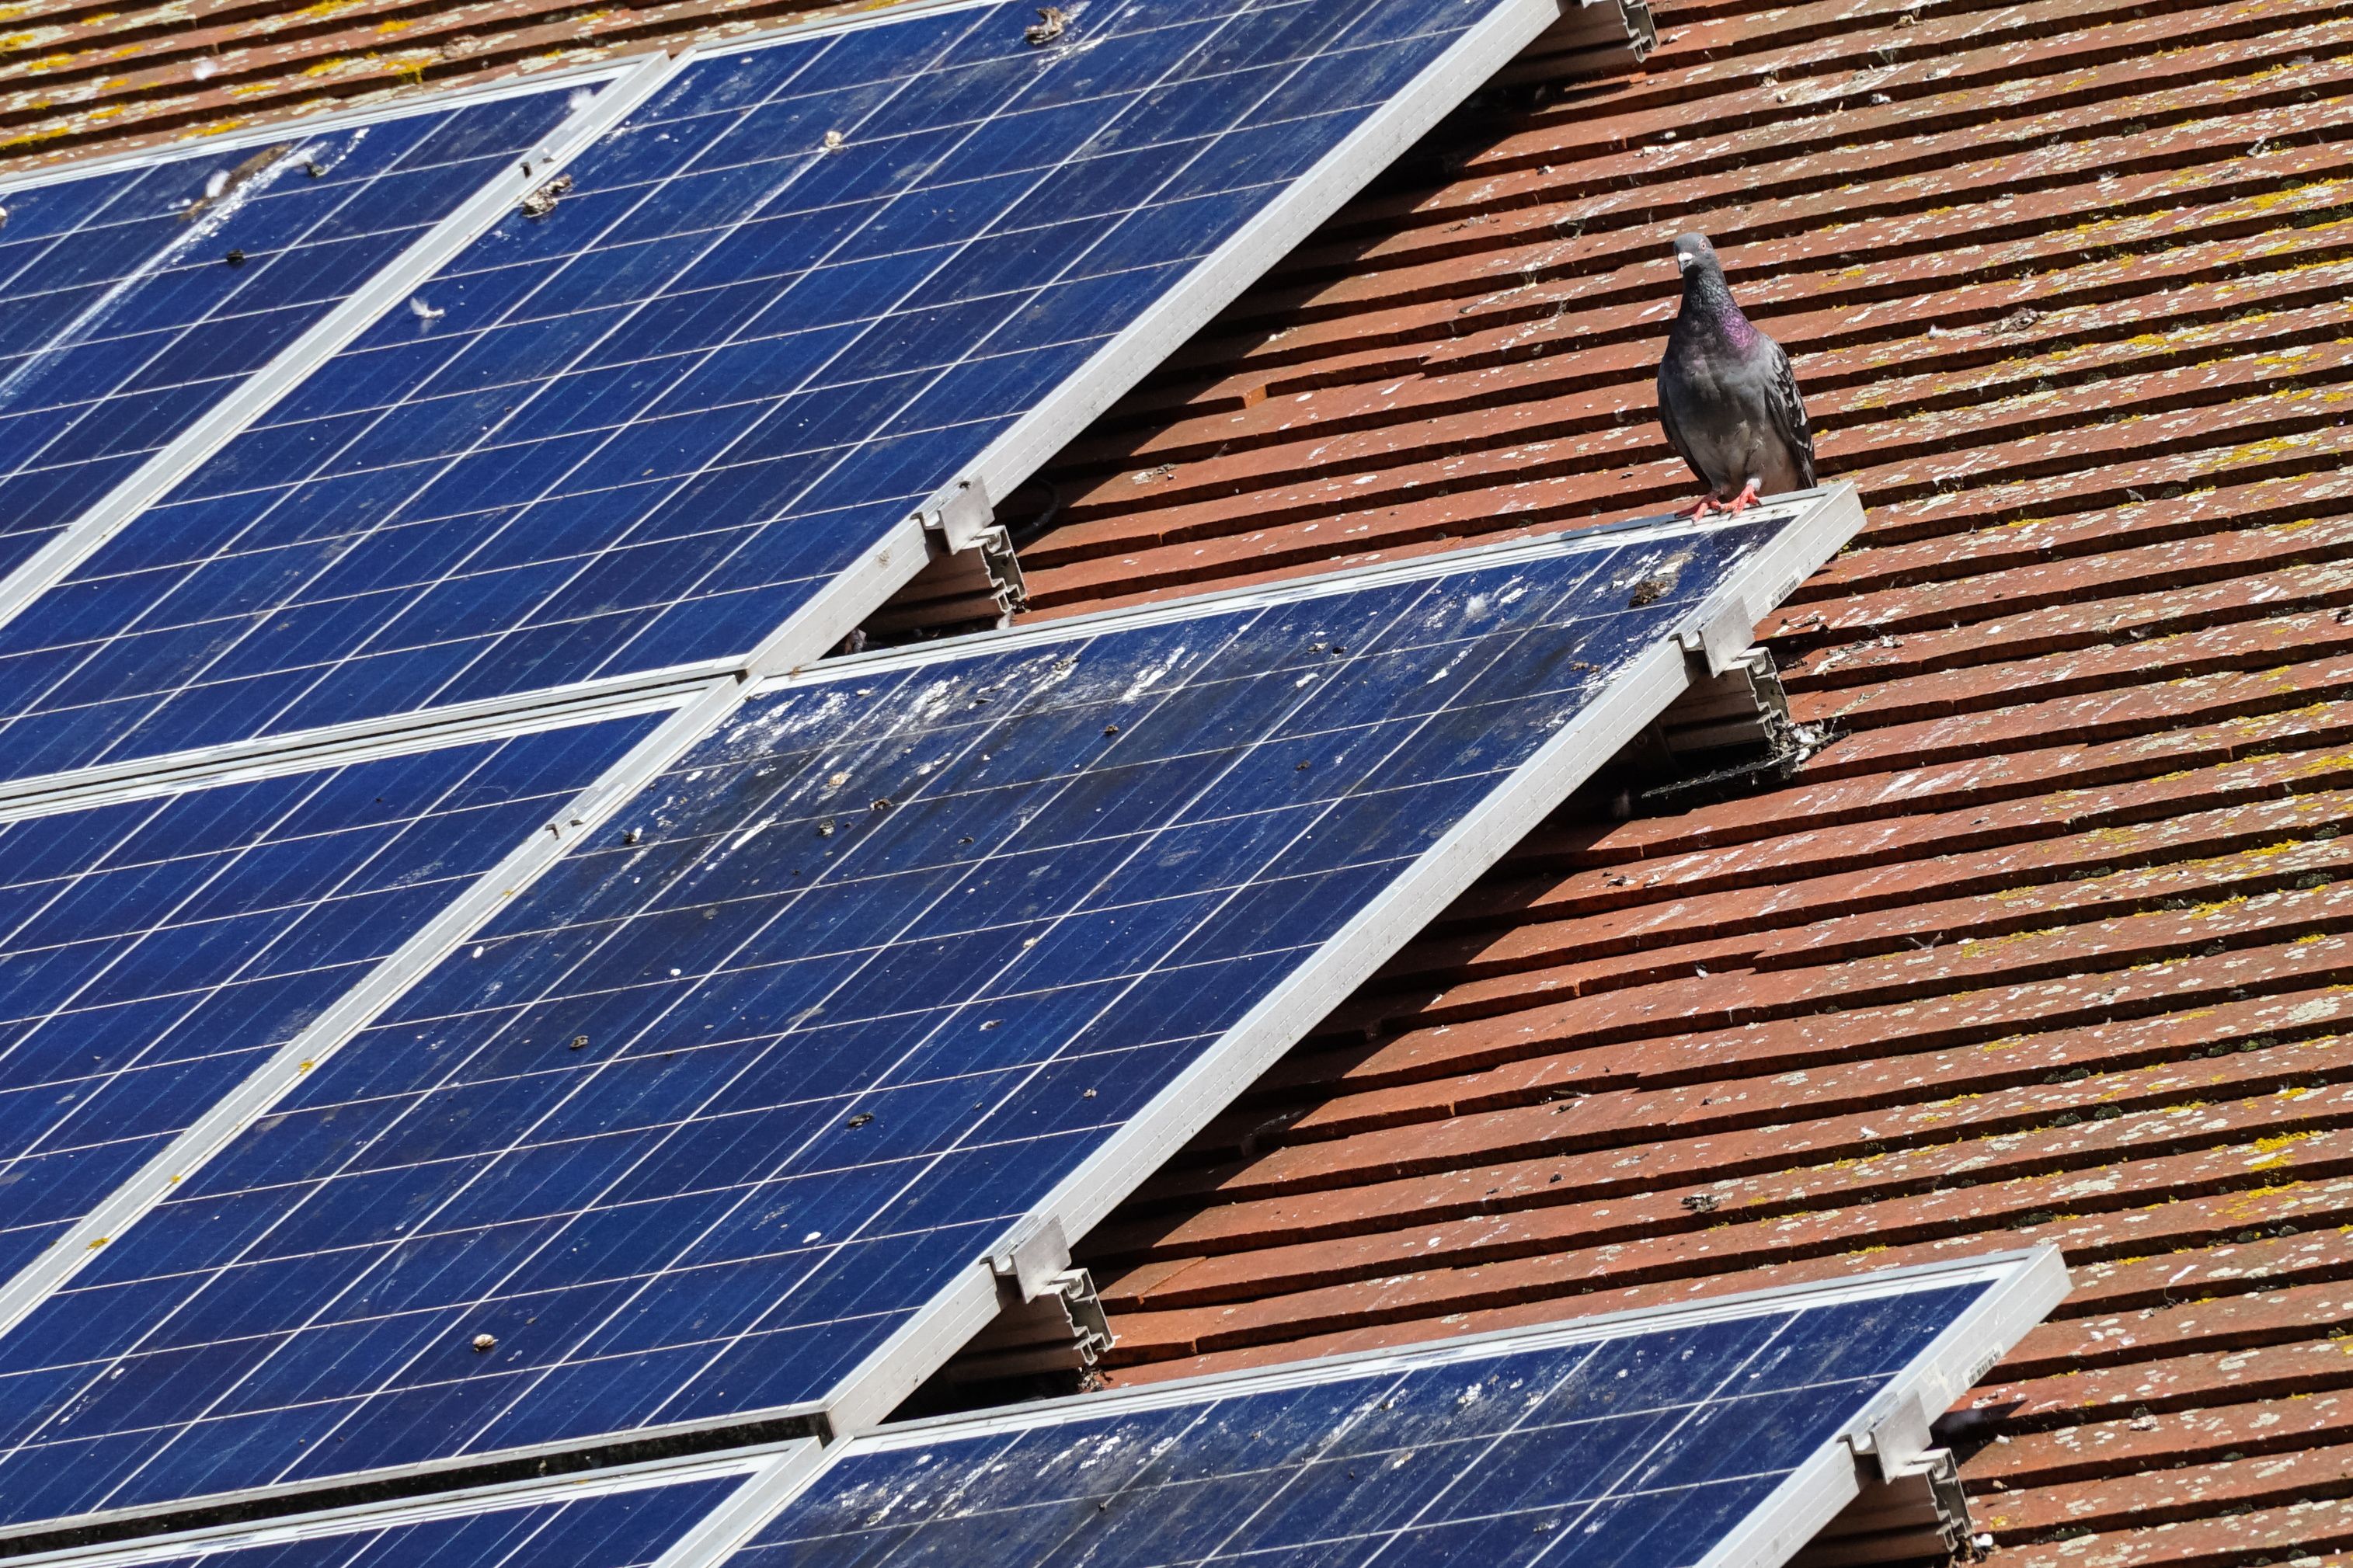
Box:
xmin=0 ymin=60 xmax=667 ymax=628
xmin=3 ymin=1445 xmax=802 ymax=1568
xmin=0 ymin=708 xmax=669 ymax=1317
xmin=0 ymin=486 xmax=1861 ymax=1545
xmin=0 ymin=0 xmax=1568 ymax=786
xmin=680 ymin=1250 xmax=2069 ymax=1568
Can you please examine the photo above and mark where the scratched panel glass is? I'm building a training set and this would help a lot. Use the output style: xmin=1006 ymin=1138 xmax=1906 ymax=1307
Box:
xmin=0 ymin=0 xmax=1507 ymax=782
xmin=0 ymin=513 xmax=1782 ymax=1525
xmin=737 ymin=1281 xmax=1992 ymax=1568
xmin=0 ymin=710 xmax=660 ymax=1289
xmin=63 ymin=1470 xmax=748 ymax=1568
xmin=0 ymin=83 xmax=589 ymax=585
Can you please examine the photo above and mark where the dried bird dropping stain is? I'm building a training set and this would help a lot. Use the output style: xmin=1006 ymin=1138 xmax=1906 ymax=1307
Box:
xmin=1024 ymin=5 xmax=1065 ymax=43
xmin=471 ymin=1333 xmax=496 ymax=1353
xmin=519 ymin=173 xmax=573 ymax=219
xmin=844 ymin=1111 xmax=874 ymax=1128
xmin=569 ymin=1035 xmax=590 ymax=1051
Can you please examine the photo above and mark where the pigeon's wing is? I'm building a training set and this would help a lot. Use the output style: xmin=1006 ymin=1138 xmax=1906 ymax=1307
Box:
xmin=1655 ymin=362 xmax=1699 ymax=475
xmin=1764 ymin=336 xmax=1816 ymax=487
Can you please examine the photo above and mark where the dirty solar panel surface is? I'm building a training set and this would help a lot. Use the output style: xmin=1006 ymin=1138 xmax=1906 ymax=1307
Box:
xmin=0 ymin=710 xmax=660 ymax=1292
xmin=0 ymin=0 xmax=1515 ymax=785
xmin=739 ymin=1279 xmax=1991 ymax=1568
xmin=0 ymin=85 xmax=589 ymax=587
xmin=78 ymin=1472 xmax=749 ymax=1568
xmin=0 ymin=514 xmax=1778 ymax=1527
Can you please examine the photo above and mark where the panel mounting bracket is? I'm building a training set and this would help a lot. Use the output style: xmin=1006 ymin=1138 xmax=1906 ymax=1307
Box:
xmin=1848 ymin=1388 xmax=1936 ymax=1480
xmin=1677 ymin=600 xmax=1756 ymax=678
xmin=1499 ymin=0 xmax=1655 ymax=86
xmin=987 ymin=1215 xmax=1075 ymax=1302
xmin=921 ymin=478 xmax=998 ymax=555
xmin=1797 ymin=1445 xmax=1979 ymax=1568
xmin=871 ymin=478 xmax=1029 ymax=633
xmin=896 ymin=1215 xmax=1116 ymax=1393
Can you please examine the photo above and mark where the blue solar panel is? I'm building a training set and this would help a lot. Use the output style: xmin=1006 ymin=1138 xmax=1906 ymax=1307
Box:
xmin=37 ymin=1460 xmax=765 ymax=1568
xmin=729 ymin=1253 xmax=2061 ymax=1568
xmin=0 ymin=502 xmax=1845 ymax=1533
xmin=0 ymin=710 xmax=662 ymax=1292
xmin=0 ymin=82 xmax=593 ymax=592
xmin=0 ymin=0 xmax=1551 ymax=784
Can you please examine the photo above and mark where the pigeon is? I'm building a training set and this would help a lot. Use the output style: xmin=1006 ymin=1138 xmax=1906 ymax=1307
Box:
xmin=1655 ymin=233 xmax=1815 ymax=518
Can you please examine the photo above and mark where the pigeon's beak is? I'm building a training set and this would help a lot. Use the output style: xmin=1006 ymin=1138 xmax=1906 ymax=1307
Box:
xmin=1673 ymin=252 xmax=1693 ymax=274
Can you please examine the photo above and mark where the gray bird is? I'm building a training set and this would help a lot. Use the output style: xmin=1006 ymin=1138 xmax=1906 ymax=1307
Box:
xmin=1655 ymin=233 xmax=1814 ymax=518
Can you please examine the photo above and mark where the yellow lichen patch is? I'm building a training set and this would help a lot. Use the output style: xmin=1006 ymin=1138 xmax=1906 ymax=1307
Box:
xmin=2247 ymin=1133 xmax=2313 ymax=1169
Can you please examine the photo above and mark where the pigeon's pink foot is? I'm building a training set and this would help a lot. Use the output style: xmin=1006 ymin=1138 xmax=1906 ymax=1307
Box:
xmin=1686 ymin=495 xmax=1720 ymax=521
xmin=1721 ymin=480 xmax=1762 ymax=516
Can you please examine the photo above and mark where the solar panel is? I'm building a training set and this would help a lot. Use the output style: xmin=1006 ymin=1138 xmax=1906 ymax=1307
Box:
xmin=10 ymin=1449 xmax=793 ymax=1568
xmin=0 ymin=708 xmax=667 ymax=1326
xmin=0 ymin=489 xmax=1860 ymax=1541
xmin=708 ymin=1251 xmax=2063 ymax=1568
xmin=0 ymin=71 xmax=638 ymax=610
xmin=0 ymin=0 xmax=1564 ymax=784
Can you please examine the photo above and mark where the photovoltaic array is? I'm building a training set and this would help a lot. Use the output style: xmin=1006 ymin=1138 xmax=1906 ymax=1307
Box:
xmin=0 ymin=0 xmax=1947 ymax=1562
xmin=0 ymin=508 xmax=1840 ymax=1528
xmin=13 ymin=1255 xmax=2062 ymax=1568
xmin=0 ymin=0 xmax=1547 ymax=785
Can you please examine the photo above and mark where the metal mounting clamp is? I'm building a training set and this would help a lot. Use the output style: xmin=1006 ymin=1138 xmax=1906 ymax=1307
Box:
xmin=921 ymin=478 xmax=997 ymax=555
xmin=1847 ymin=1388 xmax=1936 ymax=1481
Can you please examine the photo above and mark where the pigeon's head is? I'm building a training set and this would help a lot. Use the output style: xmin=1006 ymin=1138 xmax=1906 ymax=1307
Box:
xmin=1670 ymin=233 xmax=1721 ymax=276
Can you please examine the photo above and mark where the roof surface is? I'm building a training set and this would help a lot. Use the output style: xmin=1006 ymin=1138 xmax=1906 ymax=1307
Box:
xmin=0 ymin=0 xmax=858 ymax=169
xmin=1019 ymin=0 xmax=2353 ymax=1563
xmin=12 ymin=0 xmax=2350 ymax=1563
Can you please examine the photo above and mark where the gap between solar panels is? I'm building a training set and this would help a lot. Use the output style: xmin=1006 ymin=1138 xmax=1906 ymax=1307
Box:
xmin=0 ymin=1251 xmax=2066 ymax=1568
xmin=0 ymin=485 xmax=1860 ymax=1553
xmin=0 ymin=0 xmax=1593 ymax=789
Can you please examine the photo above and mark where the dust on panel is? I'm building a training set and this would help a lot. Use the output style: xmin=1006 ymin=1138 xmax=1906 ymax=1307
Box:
xmin=0 ymin=708 xmax=664 ymax=1288
xmin=739 ymin=1270 xmax=2005 ymax=1568
xmin=0 ymin=0 xmax=1522 ymax=782
xmin=0 ymin=82 xmax=597 ymax=586
xmin=0 ymin=511 xmax=1795 ymax=1529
